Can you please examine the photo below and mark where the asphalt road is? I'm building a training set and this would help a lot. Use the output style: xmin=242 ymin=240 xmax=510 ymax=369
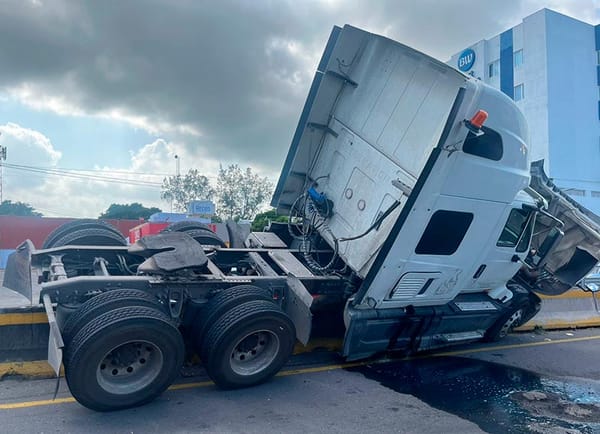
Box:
xmin=1 ymin=328 xmax=600 ymax=434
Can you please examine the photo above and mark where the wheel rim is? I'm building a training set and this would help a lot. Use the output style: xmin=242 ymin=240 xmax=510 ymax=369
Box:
xmin=499 ymin=309 xmax=523 ymax=338
xmin=96 ymin=340 xmax=164 ymax=395
xmin=229 ymin=330 xmax=280 ymax=376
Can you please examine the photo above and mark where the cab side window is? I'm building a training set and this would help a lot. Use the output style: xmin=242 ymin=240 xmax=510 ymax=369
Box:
xmin=497 ymin=208 xmax=532 ymax=251
xmin=415 ymin=210 xmax=474 ymax=255
xmin=463 ymin=126 xmax=503 ymax=161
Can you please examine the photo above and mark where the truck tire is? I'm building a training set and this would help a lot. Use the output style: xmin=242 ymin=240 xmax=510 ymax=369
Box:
xmin=193 ymin=285 xmax=273 ymax=350
xmin=43 ymin=220 xmax=124 ymax=249
xmin=161 ymin=221 xmax=213 ymax=233
xmin=61 ymin=289 xmax=165 ymax=346
xmin=49 ymin=227 xmax=127 ymax=248
xmin=484 ymin=303 xmax=527 ymax=342
xmin=161 ymin=222 xmax=226 ymax=247
xmin=202 ymin=300 xmax=295 ymax=389
xmin=65 ymin=306 xmax=184 ymax=412
xmin=183 ymin=229 xmax=227 ymax=247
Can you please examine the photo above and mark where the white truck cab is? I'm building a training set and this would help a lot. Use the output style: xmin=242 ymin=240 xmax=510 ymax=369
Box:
xmin=272 ymin=25 xmax=600 ymax=360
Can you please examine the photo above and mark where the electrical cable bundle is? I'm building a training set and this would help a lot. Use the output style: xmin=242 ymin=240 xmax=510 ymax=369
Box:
xmin=287 ymin=193 xmax=339 ymax=274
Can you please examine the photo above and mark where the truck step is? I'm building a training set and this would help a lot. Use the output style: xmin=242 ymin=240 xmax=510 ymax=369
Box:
xmin=440 ymin=331 xmax=484 ymax=342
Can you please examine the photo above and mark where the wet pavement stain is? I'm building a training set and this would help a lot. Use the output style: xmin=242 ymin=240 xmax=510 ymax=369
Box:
xmin=349 ymin=357 xmax=600 ymax=434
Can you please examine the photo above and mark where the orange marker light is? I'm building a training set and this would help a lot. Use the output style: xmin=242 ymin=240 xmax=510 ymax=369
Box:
xmin=470 ymin=110 xmax=488 ymax=129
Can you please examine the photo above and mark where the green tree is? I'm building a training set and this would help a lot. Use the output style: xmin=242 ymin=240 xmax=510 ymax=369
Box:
xmin=216 ymin=164 xmax=273 ymax=220
xmin=99 ymin=203 xmax=162 ymax=220
xmin=251 ymin=209 xmax=288 ymax=232
xmin=161 ymin=169 xmax=214 ymax=212
xmin=0 ymin=200 xmax=42 ymax=216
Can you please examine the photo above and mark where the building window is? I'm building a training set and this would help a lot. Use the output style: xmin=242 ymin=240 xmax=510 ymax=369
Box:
xmin=514 ymin=84 xmax=525 ymax=101
xmin=592 ymin=191 xmax=600 ymax=198
xmin=514 ymin=49 xmax=524 ymax=68
xmin=488 ymin=60 xmax=499 ymax=78
xmin=415 ymin=210 xmax=474 ymax=256
xmin=566 ymin=189 xmax=585 ymax=197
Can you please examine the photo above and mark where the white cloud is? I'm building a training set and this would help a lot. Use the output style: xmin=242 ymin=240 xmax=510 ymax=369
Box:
xmin=0 ymin=122 xmax=61 ymax=167
xmin=0 ymin=123 xmax=158 ymax=216
xmin=8 ymin=83 xmax=202 ymax=137
xmin=0 ymin=126 xmax=235 ymax=217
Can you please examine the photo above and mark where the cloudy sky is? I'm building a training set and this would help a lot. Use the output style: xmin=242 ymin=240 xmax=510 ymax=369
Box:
xmin=0 ymin=0 xmax=597 ymax=217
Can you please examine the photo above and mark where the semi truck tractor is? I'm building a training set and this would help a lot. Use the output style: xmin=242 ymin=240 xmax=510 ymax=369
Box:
xmin=4 ymin=25 xmax=600 ymax=412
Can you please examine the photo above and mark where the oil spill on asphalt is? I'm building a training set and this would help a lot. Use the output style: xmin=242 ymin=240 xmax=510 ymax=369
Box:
xmin=349 ymin=357 xmax=600 ymax=434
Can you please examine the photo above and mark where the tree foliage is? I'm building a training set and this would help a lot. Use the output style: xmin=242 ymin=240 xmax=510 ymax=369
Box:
xmin=216 ymin=164 xmax=273 ymax=220
xmin=99 ymin=203 xmax=162 ymax=220
xmin=251 ymin=209 xmax=288 ymax=232
xmin=0 ymin=200 xmax=42 ymax=217
xmin=161 ymin=169 xmax=214 ymax=212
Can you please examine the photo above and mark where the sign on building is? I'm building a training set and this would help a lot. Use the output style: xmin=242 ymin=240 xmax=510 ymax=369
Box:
xmin=457 ymin=48 xmax=476 ymax=72
xmin=188 ymin=200 xmax=215 ymax=216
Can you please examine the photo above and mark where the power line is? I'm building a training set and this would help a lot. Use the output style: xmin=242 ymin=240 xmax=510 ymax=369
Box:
xmin=33 ymin=205 xmax=73 ymax=217
xmin=35 ymin=166 xmax=173 ymax=177
xmin=3 ymin=163 xmax=164 ymax=188
xmin=3 ymin=162 xmax=219 ymax=181
xmin=4 ymin=163 xmax=162 ymax=186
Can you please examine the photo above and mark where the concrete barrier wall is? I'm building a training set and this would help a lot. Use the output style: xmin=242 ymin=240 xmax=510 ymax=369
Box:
xmin=517 ymin=289 xmax=600 ymax=331
xmin=0 ymin=306 xmax=48 ymax=363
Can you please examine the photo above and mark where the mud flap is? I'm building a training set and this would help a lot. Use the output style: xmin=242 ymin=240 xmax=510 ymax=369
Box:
xmin=42 ymin=294 xmax=64 ymax=376
xmin=284 ymin=276 xmax=313 ymax=345
xmin=2 ymin=240 xmax=34 ymax=302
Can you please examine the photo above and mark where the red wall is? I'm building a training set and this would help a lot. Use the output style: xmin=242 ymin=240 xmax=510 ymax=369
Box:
xmin=0 ymin=216 xmax=143 ymax=249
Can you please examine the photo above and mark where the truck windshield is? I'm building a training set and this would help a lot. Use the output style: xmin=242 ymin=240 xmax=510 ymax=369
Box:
xmin=497 ymin=209 xmax=534 ymax=252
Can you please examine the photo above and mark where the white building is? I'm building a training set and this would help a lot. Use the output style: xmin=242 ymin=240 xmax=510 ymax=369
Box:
xmin=448 ymin=9 xmax=600 ymax=214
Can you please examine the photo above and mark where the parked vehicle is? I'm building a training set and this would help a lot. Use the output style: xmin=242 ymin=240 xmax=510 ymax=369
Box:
xmin=4 ymin=25 xmax=600 ymax=412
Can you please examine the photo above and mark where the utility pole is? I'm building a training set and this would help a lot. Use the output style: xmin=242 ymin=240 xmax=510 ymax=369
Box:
xmin=0 ymin=134 xmax=6 ymax=204
xmin=171 ymin=154 xmax=180 ymax=213
xmin=174 ymin=154 xmax=180 ymax=177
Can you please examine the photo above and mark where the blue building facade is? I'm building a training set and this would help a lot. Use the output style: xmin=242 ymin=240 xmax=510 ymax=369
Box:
xmin=449 ymin=9 xmax=600 ymax=214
